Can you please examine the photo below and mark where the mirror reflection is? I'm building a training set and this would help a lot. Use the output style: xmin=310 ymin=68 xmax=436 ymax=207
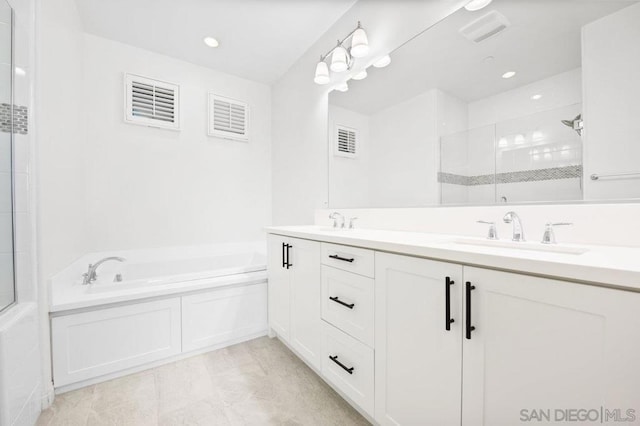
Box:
xmin=328 ymin=0 xmax=640 ymax=208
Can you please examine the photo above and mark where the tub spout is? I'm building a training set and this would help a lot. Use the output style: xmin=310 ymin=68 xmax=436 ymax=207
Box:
xmin=82 ymin=257 xmax=126 ymax=285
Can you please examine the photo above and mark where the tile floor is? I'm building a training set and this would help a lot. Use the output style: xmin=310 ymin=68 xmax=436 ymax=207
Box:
xmin=36 ymin=336 xmax=370 ymax=425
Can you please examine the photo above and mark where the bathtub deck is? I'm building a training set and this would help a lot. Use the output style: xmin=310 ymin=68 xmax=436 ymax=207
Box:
xmin=36 ymin=336 xmax=370 ymax=426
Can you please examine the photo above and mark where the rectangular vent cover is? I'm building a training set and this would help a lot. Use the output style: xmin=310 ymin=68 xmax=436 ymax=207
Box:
xmin=460 ymin=11 xmax=510 ymax=43
xmin=124 ymin=73 xmax=180 ymax=130
xmin=208 ymin=94 xmax=249 ymax=141
xmin=335 ymin=125 xmax=357 ymax=158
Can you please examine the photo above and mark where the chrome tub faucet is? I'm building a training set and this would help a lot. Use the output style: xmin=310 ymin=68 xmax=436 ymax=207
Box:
xmin=82 ymin=257 xmax=126 ymax=285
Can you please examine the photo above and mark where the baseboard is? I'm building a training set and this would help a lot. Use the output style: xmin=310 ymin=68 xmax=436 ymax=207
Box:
xmin=41 ymin=382 xmax=54 ymax=409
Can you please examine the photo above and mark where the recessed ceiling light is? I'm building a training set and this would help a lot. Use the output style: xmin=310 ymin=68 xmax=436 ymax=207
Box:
xmin=203 ymin=37 xmax=219 ymax=48
xmin=465 ymin=0 xmax=493 ymax=11
xmin=502 ymin=71 xmax=516 ymax=79
xmin=352 ymin=70 xmax=368 ymax=80
xmin=373 ymin=55 xmax=391 ymax=68
xmin=531 ymin=94 xmax=542 ymax=100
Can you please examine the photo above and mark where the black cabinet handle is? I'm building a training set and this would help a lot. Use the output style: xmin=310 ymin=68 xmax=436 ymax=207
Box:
xmin=329 ymin=355 xmax=354 ymax=374
xmin=281 ymin=243 xmax=286 ymax=269
xmin=285 ymin=244 xmax=292 ymax=269
xmin=445 ymin=276 xmax=455 ymax=331
xmin=328 ymin=254 xmax=355 ymax=263
xmin=329 ymin=296 xmax=355 ymax=309
xmin=465 ymin=281 xmax=476 ymax=340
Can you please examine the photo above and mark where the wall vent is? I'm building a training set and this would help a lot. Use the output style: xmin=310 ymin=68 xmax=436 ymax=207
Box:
xmin=459 ymin=11 xmax=510 ymax=43
xmin=124 ymin=73 xmax=180 ymax=130
xmin=208 ymin=94 xmax=249 ymax=141
xmin=335 ymin=125 xmax=357 ymax=158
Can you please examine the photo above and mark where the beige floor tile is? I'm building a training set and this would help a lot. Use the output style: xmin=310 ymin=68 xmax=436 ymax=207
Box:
xmin=36 ymin=337 xmax=370 ymax=426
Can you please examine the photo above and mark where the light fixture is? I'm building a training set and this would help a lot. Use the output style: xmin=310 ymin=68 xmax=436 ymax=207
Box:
xmin=330 ymin=45 xmax=349 ymax=73
xmin=314 ymin=60 xmax=330 ymax=85
xmin=350 ymin=23 xmax=369 ymax=58
xmin=514 ymin=134 xmax=525 ymax=145
xmin=335 ymin=82 xmax=349 ymax=92
xmin=502 ymin=71 xmax=516 ymax=79
xmin=203 ymin=37 xmax=219 ymax=48
xmin=373 ymin=55 xmax=391 ymax=68
xmin=352 ymin=70 xmax=368 ymax=80
xmin=313 ymin=21 xmax=373 ymax=85
xmin=15 ymin=67 xmax=25 ymax=76
xmin=531 ymin=94 xmax=542 ymax=100
xmin=498 ymin=137 xmax=508 ymax=148
xmin=464 ymin=0 xmax=493 ymax=11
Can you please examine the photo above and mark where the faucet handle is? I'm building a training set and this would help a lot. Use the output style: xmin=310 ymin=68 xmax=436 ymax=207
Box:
xmin=348 ymin=217 xmax=358 ymax=229
xmin=541 ymin=222 xmax=573 ymax=244
xmin=477 ymin=221 xmax=498 ymax=240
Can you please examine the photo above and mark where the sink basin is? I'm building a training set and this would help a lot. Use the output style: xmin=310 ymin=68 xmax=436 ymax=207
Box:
xmin=450 ymin=238 xmax=589 ymax=255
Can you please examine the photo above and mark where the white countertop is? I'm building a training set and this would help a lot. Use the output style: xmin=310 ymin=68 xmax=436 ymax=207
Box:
xmin=266 ymin=226 xmax=640 ymax=292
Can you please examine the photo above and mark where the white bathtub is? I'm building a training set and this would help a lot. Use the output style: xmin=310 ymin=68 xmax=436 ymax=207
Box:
xmin=50 ymin=242 xmax=267 ymax=312
xmin=49 ymin=242 xmax=268 ymax=390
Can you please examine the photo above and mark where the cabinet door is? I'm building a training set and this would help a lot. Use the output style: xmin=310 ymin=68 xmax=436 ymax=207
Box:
xmin=267 ymin=234 xmax=290 ymax=341
xmin=462 ymin=267 xmax=640 ymax=426
xmin=375 ymin=252 xmax=463 ymax=426
xmin=289 ymin=237 xmax=322 ymax=370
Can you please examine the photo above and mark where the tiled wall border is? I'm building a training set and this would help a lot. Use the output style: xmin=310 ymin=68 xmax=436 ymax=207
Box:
xmin=0 ymin=103 xmax=28 ymax=134
xmin=438 ymin=165 xmax=582 ymax=186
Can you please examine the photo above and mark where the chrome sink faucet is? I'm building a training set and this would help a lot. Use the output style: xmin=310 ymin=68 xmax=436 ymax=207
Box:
xmin=329 ymin=212 xmax=345 ymax=229
xmin=82 ymin=257 xmax=126 ymax=285
xmin=503 ymin=211 xmax=525 ymax=242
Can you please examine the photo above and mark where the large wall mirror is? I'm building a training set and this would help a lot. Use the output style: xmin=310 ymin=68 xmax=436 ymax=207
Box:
xmin=0 ymin=0 xmax=14 ymax=312
xmin=328 ymin=0 xmax=640 ymax=208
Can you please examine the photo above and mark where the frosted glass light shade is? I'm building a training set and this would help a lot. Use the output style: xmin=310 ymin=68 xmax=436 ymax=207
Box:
xmin=350 ymin=28 xmax=369 ymax=58
xmin=352 ymin=70 xmax=367 ymax=80
xmin=330 ymin=46 xmax=349 ymax=72
xmin=464 ymin=0 xmax=492 ymax=11
xmin=373 ymin=55 xmax=391 ymax=68
xmin=335 ymin=82 xmax=349 ymax=92
xmin=314 ymin=61 xmax=330 ymax=85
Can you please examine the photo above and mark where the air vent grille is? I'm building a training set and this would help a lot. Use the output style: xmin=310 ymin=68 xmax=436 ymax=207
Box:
xmin=209 ymin=94 xmax=249 ymax=141
xmin=335 ymin=125 xmax=357 ymax=158
xmin=460 ymin=11 xmax=510 ymax=43
xmin=124 ymin=74 xmax=180 ymax=130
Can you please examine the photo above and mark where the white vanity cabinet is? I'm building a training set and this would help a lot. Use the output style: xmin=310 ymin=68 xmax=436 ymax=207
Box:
xmin=461 ymin=267 xmax=640 ymax=426
xmin=375 ymin=252 xmax=463 ymax=426
xmin=267 ymin=234 xmax=322 ymax=370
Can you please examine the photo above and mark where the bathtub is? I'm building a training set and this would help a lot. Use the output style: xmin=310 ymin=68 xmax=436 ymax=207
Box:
xmin=49 ymin=242 xmax=268 ymax=391
xmin=49 ymin=242 xmax=268 ymax=312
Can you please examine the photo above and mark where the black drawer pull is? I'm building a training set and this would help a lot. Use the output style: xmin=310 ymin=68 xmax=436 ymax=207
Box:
xmin=465 ymin=281 xmax=476 ymax=340
xmin=329 ymin=355 xmax=354 ymax=374
xmin=285 ymin=244 xmax=292 ymax=269
xmin=329 ymin=296 xmax=355 ymax=309
xmin=329 ymin=254 xmax=355 ymax=263
xmin=445 ymin=276 xmax=455 ymax=331
xmin=281 ymin=242 xmax=286 ymax=269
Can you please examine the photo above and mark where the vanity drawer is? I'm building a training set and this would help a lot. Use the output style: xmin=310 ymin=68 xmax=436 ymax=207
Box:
xmin=321 ymin=243 xmax=374 ymax=278
xmin=321 ymin=321 xmax=374 ymax=417
xmin=321 ymin=266 xmax=374 ymax=347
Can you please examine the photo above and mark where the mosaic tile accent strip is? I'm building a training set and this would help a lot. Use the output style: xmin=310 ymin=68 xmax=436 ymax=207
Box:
xmin=0 ymin=103 xmax=28 ymax=134
xmin=439 ymin=165 xmax=582 ymax=186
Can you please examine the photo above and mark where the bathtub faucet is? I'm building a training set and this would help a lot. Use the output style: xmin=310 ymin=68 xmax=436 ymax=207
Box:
xmin=82 ymin=257 xmax=126 ymax=285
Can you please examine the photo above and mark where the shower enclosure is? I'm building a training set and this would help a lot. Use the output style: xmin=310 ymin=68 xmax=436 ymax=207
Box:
xmin=440 ymin=104 xmax=583 ymax=205
xmin=0 ymin=0 xmax=14 ymax=312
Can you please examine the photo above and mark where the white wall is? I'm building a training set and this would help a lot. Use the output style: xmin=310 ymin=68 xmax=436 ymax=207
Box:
xmin=272 ymin=0 xmax=467 ymax=224
xmin=369 ymin=89 xmax=438 ymax=207
xmin=82 ymin=34 xmax=271 ymax=251
xmin=328 ymin=105 xmax=371 ymax=208
xmin=582 ymin=2 xmax=640 ymax=201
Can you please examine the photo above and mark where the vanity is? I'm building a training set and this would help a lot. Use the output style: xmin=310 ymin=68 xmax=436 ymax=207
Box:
xmin=265 ymin=225 xmax=640 ymax=425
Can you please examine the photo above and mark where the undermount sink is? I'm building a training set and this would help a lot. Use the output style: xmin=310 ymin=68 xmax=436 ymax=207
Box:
xmin=449 ymin=238 xmax=589 ymax=255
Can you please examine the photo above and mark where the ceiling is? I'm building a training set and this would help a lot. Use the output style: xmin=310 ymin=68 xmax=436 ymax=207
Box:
xmin=330 ymin=0 xmax=638 ymax=115
xmin=75 ymin=0 xmax=357 ymax=84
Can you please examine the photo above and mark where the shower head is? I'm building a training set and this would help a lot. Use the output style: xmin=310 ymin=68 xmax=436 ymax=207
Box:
xmin=562 ymin=114 xmax=583 ymax=136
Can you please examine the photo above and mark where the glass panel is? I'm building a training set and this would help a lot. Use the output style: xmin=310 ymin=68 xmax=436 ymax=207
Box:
xmin=0 ymin=0 xmax=13 ymax=312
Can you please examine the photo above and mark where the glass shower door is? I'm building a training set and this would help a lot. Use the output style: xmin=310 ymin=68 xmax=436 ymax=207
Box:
xmin=0 ymin=0 xmax=14 ymax=312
